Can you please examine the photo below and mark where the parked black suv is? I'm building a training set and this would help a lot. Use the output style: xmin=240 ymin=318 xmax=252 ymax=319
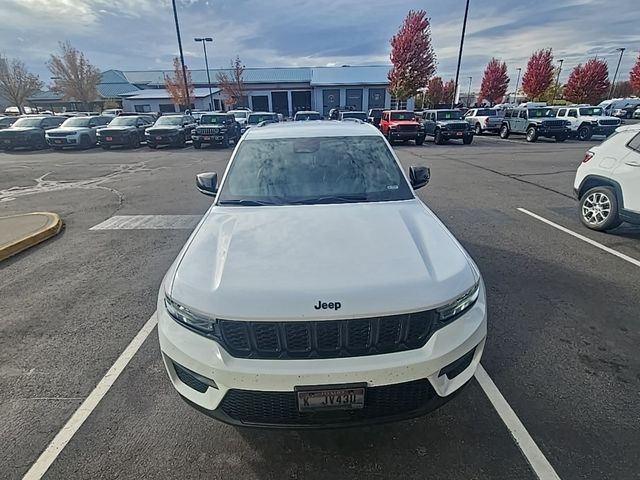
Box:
xmin=145 ymin=114 xmax=196 ymax=148
xmin=97 ymin=115 xmax=155 ymax=149
xmin=419 ymin=110 xmax=474 ymax=145
xmin=192 ymin=113 xmax=241 ymax=148
xmin=368 ymin=108 xmax=384 ymax=128
xmin=0 ymin=116 xmax=64 ymax=150
xmin=500 ymin=107 xmax=570 ymax=142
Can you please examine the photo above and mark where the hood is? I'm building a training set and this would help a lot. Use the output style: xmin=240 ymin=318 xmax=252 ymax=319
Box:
xmin=47 ymin=127 xmax=90 ymax=135
xmin=1 ymin=127 xmax=40 ymax=134
xmin=98 ymin=125 xmax=136 ymax=132
xmin=589 ymin=115 xmax=620 ymax=122
xmin=439 ymin=120 xmax=467 ymax=125
xmin=168 ymin=199 xmax=477 ymax=321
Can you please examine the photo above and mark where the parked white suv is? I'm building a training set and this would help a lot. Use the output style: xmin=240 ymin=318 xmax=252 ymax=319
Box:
xmin=556 ymin=106 xmax=621 ymax=141
xmin=158 ymin=121 xmax=487 ymax=428
xmin=463 ymin=108 xmax=502 ymax=135
xmin=574 ymin=125 xmax=640 ymax=231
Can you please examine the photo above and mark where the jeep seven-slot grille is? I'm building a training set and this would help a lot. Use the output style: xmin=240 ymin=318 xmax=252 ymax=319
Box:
xmin=448 ymin=123 xmax=468 ymax=131
xmin=397 ymin=125 xmax=418 ymax=132
xmin=599 ymin=119 xmax=619 ymax=126
xmin=217 ymin=311 xmax=435 ymax=359
xmin=542 ymin=120 xmax=565 ymax=127
xmin=197 ymin=127 xmax=221 ymax=135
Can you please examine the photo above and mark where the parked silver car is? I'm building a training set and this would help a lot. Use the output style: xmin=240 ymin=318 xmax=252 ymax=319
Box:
xmin=46 ymin=116 xmax=112 ymax=149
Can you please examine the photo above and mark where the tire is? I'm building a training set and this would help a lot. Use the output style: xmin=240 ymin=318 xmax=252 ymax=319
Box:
xmin=463 ymin=136 xmax=473 ymax=145
xmin=178 ymin=133 xmax=186 ymax=147
xmin=222 ymin=136 xmax=230 ymax=148
xmin=555 ymin=134 xmax=568 ymax=142
xmin=434 ymin=129 xmax=445 ymax=145
xmin=625 ymin=112 xmax=631 ymax=119
xmin=386 ymin=131 xmax=394 ymax=145
xmin=147 ymin=143 xmax=156 ymax=149
xmin=80 ymin=135 xmax=92 ymax=149
xmin=577 ymin=124 xmax=592 ymax=141
xmin=101 ymin=145 xmax=111 ymax=150
xmin=193 ymin=141 xmax=202 ymax=149
xmin=579 ymin=186 xmax=622 ymax=231
xmin=415 ymin=137 xmax=425 ymax=146
xmin=499 ymin=125 xmax=510 ymax=139
xmin=129 ymin=135 xmax=140 ymax=149
xmin=474 ymin=123 xmax=482 ymax=135
xmin=526 ymin=126 xmax=538 ymax=142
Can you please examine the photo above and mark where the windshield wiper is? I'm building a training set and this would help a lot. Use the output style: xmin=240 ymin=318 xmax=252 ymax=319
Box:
xmin=291 ymin=194 xmax=368 ymax=205
xmin=218 ymin=199 xmax=276 ymax=206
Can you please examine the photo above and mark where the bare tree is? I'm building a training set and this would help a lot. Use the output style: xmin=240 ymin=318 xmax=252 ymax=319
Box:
xmin=0 ymin=55 xmax=43 ymax=114
xmin=216 ymin=56 xmax=246 ymax=109
xmin=47 ymin=41 xmax=101 ymax=110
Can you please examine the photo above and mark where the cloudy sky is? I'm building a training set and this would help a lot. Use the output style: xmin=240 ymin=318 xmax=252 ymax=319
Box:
xmin=1 ymin=0 xmax=639 ymax=90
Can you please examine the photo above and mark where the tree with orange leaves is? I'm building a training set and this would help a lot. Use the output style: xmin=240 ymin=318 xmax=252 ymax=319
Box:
xmin=165 ymin=57 xmax=195 ymax=110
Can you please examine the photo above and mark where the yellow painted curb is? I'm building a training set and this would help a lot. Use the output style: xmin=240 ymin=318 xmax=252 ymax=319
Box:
xmin=0 ymin=212 xmax=64 ymax=262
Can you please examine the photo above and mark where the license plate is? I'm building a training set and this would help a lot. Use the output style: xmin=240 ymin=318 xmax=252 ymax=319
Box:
xmin=3 ymin=140 xmax=10 ymax=144
xmin=106 ymin=136 xmax=113 ymax=141
xmin=203 ymin=136 xmax=210 ymax=141
xmin=215 ymin=136 xmax=223 ymax=140
xmin=55 ymin=140 xmax=63 ymax=144
xmin=156 ymin=136 xmax=162 ymax=140
xmin=296 ymin=385 xmax=365 ymax=412
xmin=456 ymin=132 xmax=463 ymax=136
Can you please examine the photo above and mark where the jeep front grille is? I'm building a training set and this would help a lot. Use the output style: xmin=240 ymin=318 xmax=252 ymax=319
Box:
xmin=397 ymin=125 xmax=418 ymax=132
xmin=542 ymin=120 xmax=565 ymax=127
xmin=598 ymin=119 xmax=619 ymax=126
xmin=216 ymin=310 xmax=437 ymax=359
xmin=448 ymin=123 xmax=468 ymax=131
xmin=197 ymin=127 xmax=221 ymax=135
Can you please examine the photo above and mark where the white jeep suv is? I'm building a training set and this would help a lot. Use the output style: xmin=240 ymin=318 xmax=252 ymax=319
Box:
xmin=158 ymin=121 xmax=487 ymax=428
xmin=574 ymin=124 xmax=640 ymax=231
xmin=556 ymin=106 xmax=621 ymax=141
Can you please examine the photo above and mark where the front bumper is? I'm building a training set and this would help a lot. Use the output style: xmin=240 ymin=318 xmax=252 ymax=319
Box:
xmin=389 ymin=130 xmax=426 ymax=141
xmin=1 ymin=136 xmax=34 ymax=148
xmin=192 ymin=134 xmax=226 ymax=144
xmin=146 ymin=133 xmax=182 ymax=145
xmin=47 ymin=134 xmax=80 ymax=147
xmin=158 ymin=283 xmax=487 ymax=428
xmin=538 ymin=127 xmax=570 ymax=137
xmin=440 ymin=130 xmax=473 ymax=140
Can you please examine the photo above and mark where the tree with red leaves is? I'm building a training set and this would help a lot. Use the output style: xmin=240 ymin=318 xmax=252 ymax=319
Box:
xmin=563 ymin=59 xmax=610 ymax=104
xmin=630 ymin=51 xmax=640 ymax=95
xmin=443 ymin=79 xmax=456 ymax=105
xmin=478 ymin=58 xmax=509 ymax=105
xmin=165 ymin=57 xmax=195 ymax=109
xmin=425 ymin=76 xmax=443 ymax=107
xmin=522 ymin=49 xmax=555 ymax=100
xmin=388 ymin=10 xmax=437 ymax=103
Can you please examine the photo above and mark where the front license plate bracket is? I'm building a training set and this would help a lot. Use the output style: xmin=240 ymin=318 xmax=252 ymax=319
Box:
xmin=295 ymin=383 xmax=366 ymax=412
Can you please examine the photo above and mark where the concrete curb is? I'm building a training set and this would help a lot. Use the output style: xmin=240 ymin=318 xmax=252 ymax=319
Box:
xmin=0 ymin=212 xmax=64 ymax=262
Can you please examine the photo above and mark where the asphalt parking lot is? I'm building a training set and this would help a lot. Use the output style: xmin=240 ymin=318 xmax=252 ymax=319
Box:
xmin=1 ymin=132 xmax=639 ymax=480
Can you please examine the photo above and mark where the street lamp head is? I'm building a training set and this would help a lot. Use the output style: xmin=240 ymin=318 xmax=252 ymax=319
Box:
xmin=204 ymin=37 xmax=213 ymax=42
xmin=615 ymin=47 xmax=625 ymax=52
xmin=195 ymin=37 xmax=213 ymax=42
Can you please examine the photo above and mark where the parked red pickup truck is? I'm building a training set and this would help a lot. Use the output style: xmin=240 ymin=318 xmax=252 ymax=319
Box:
xmin=380 ymin=110 xmax=426 ymax=145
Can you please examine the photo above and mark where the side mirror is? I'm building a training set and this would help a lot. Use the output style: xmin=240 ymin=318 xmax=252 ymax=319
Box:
xmin=196 ymin=172 xmax=218 ymax=196
xmin=409 ymin=166 xmax=430 ymax=190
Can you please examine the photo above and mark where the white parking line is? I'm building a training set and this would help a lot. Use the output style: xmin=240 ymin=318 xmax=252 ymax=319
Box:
xmin=90 ymin=215 xmax=202 ymax=230
xmin=22 ymin=313 xmax=158 ymax=480
xmin=475 ymin=365 xmax=561 ymax=480
xmin=518 ymin=208 xmax=640 ymax=268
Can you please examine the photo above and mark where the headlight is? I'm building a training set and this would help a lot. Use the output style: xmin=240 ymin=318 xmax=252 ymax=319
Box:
xmin=565 ymin=121 xmax=572 ymax=126
xmin=436 ymin=282 xmax=480 ymax=322
xmin=165 ymin=296 xmax=217 ymax=335
xmin=389 ymin=125 xmax=397 ymax=130
xmin=591 ymin=120 xmax=598 ymax=125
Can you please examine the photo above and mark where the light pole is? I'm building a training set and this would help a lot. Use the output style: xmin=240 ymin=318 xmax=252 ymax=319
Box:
xmin=195 ymin=37 xmax=213 ymax=110
xmin=513 ymin=67 xmax=522 ymax=104
xmin=609 ymin=47 xmax=626 ymax=99
xmin=171 ymin=0 xmax=191 ymax=110
xmin=552 ymin=59 xmax=564 ymax=105
xmin=467 ymin=76 xmax=472 ymax=107
xmin=451 ymin=0 xmax=470 ymax=108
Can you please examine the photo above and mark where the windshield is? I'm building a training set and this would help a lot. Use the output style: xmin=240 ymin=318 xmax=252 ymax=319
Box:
xmin=217 ymin=136 xmax=413 ymax=206
xmin=436 ymin=111 xmax=463 ymax=120
xmin=155 ymin=116 xmax=183 ymax=126
xmin=390 ymin=112 xmax=415 ymax=121
xmin=200 ymin=115 xmax=226 ymax=125
xmin=61 ymin=117 xmax=91 ymax=127
xmin=232 ymin=111 xmax=248 ymax=119
xmin=369 ymin=110 xmax=383 ymax=118
xmin=476 ymin=109 xmax=497 ymax=116
xmin=248 ymin=114 xmax=277 ymax=125
xmin=108 ymin=117 xmax=138 ymax=126
xmin=295 ymin=112 xmax=321 ymax=121
xmin=528 ymin=108 xmax=555 ymax=118
xmin=579 ymin=107 xmax=604 ymax=116
xmin=342 ymin=112 xmax=368 ymax=121
xmin=12 ymin=117 xmax=44 ymax=127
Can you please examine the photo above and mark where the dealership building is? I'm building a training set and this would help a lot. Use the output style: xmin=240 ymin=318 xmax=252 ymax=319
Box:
xmin=27 ymin=65 xmax=413 ymax=116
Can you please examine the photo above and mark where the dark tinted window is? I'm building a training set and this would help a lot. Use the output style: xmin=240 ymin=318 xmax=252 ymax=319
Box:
xmin=200 ymin=115 xmax=226 ymax=125
xmin=476 ymin=109 xmax=497 ymax=116
xmin=436 ymin=111 xmax=463 ymax=120
xmin=217 ymin=136 xmax=413 ymax=206
xmin=390 ymin=112 xmax=415 ymax=121
xmin=627 ymin=132 xmax=640 ymax=152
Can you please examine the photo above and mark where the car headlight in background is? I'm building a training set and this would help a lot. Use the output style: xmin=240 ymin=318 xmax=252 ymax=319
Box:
xmin=436 ymin=282 xmax=480 ymax=323
xmin=165 ymin=296 xmax=217 ymax=336
xmin=564 ymin=121 xmax=572 ymax=126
